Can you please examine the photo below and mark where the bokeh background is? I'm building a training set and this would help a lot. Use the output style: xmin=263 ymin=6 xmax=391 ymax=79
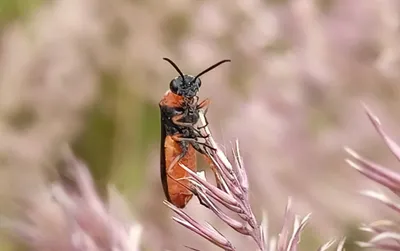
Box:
xmin=0 ymin=0 xmax=400 ymax=250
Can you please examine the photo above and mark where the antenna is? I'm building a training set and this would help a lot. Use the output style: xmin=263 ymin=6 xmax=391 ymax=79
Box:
xmin=163 ymin=58 xmax=185 ymax=80
xmin=193 ymin=59 xmax=231 ymax=83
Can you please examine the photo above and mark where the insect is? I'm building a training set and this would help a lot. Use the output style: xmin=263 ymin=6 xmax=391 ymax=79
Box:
xmin=159 ymin=57 xmax=230 ymax=208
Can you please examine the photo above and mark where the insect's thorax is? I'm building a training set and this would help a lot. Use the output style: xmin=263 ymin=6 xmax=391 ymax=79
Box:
xmin=161 ymin=91 xmax=201 ymax=137
xmin=161 ymin=91 xmax=185 ymax=107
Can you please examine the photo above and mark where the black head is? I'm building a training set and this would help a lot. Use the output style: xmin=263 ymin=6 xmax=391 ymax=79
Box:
xmin=163 ymin=58 xmax=231 ymax=98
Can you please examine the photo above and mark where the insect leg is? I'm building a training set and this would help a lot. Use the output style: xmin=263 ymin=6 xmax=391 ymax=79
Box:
xmin=190 ymin=126 xmax=210 ymax=140
xmin=197 ymin=98 xmax=210 ymax=115
xmin=195 ymin=99 xmax=211 ymax=134
xmin=190 ymin=141 xmax=222 ymax=190
xmin=171 ymin=113 xmax=211 ymax=139
xmin=170 ymin=114 xmax=201 ymax=133
xmin=172 ymin=114 xmax=195 ymax=128
xmin=176 ymin=136 xmax=216 ymax=152
xmin=197 ymin=117 xmax=209 ymax=130
xmin=190 ymin=141 xmax=207 ymax=155
xmin=167 ymin=136 xmax=189 ymax=174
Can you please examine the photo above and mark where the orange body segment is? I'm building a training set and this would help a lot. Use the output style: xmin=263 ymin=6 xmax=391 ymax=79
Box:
xmin=160 ymin=91 xmax=183 ymax=107
xmin=164 ymin=135 xmax=197 ymax=208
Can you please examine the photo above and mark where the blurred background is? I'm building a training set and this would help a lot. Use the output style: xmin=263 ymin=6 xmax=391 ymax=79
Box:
xmin=0 ymin=0 xmax=400 ymax=250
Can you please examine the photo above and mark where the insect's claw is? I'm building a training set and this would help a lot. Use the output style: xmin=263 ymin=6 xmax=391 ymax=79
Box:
xmin=192 ymin=189 xmax=211 ymax=209
xmin=197 ymin=120 xmax=209 ymax=130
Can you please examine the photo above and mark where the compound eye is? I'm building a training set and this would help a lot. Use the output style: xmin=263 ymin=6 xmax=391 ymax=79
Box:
xmin=170 ymin=79 xmax=180 ymax=94
xmin=197 ymin=79 xmax=202 ymax=87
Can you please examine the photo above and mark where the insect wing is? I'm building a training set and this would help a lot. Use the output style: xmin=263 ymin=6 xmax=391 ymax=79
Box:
xmin=160 ymin=105 xmax=172 ymax=202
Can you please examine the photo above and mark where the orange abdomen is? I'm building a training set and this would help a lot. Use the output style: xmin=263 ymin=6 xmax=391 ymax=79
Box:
xmin=164 ymin=135 xmax=197 ymax=208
